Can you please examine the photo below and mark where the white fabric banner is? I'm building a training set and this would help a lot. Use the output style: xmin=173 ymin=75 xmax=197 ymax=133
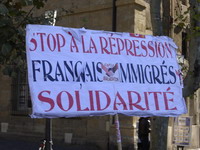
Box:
xmin=26 ymin=24 xmax=187 ymax=118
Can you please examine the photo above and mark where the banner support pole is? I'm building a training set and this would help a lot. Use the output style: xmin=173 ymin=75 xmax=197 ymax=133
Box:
xmin=44 ymin=13 xmax=56 ymax=150
xmin=45 ymin=118 xmax=52 ymax=150
xmin=112 ymin=1 xmax=122 ymax=149
xmin=115 ymin=114 xmax=122 ymax=150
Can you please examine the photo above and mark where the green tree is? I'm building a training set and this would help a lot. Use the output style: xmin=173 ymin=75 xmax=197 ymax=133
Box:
xmin=0 ymin=0 xmax=47 ymax=76
xmin=183 ymin=0 xmax=200 ymax=97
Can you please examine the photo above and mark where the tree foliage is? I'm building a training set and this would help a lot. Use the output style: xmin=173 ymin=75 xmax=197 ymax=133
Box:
xmin=183 ymin=0 xmax=200 ymax=97
xmin=171 ymin=0 xmax=200 ymax=97
xmin=0 ymin=0 xmax=47 ymax=76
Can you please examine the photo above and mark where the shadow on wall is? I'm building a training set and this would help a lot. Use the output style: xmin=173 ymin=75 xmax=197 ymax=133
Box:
xmin=109 ymin=142 xmax=135 ymax=150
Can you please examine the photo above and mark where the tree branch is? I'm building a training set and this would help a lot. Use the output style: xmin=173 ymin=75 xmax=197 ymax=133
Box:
xmin=17 ymin=6 xmax=35 ymax=28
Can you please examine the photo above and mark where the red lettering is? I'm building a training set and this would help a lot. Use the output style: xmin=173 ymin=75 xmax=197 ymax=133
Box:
xmin=155 ymin=42 xmax=159 ymax=57
xmin=132 ymin=40 xmax=141 ymax=56
xmin=116 ymin=38 xmax=124 ymax=55
xmin=158 ymin=42 xmax=165 ymax=58
xmin=57 ymin=91 xmax=73 ymax=111
xmin=113 ymin=92 xmax=128 ymax=110
xmin=99 ymin=37 xmax=110 ymax=54
xmin=89 ymin=37 xmax=97 ymax=53
xmin=38 ymin=90 xmax=54 ymax=112
xmin=70 ymin=37 xmax=79 ymax=52
xmin=95 ymin=90 xmax=111 ymax=110
xmin=165 ymin=42 xmax=172 ymax=58
xmin=56 ymin=34 xmax=65 ymax=52
xmin=75 ymin=91 xmax=89 ymax=111
xmin=109 ymin=37 xmax=118 ymax=55
xmin=163 ymin=90 xmax=177 ymax=110
xmin=148 ymin=91 xmax=162 ymax=110
xmin=36 ymin=89 xmax=178 ymax=114
xmin=81 ymin=35 xmax=86 ymax=53
xmin=128 ymin=91 xmax=145 ymax=110
xmin=144 ymin=92 xmax=150 ymax=110
xmin=29 ymin=38 xmax=37 ymax=51
xmin=37 ymin=33 xmax=46 ymax=51
xmin=89 ymin=91 xmax=95 ymax=111
xmin=141 ymin=40 xmax=148 ymax=57
xmin=125 ymin=39 xmax=134 ymax=56
xmin=82 ymin=36 xmax=91 ymax=53
xmin=47 ymin=34 xmax=56 ymax=51
xmin=147 ymin=41 xmax=155 ymax=57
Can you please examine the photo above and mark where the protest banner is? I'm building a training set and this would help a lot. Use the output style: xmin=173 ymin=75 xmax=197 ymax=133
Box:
xmin=26 ymin=24 xmax=187 ymax=118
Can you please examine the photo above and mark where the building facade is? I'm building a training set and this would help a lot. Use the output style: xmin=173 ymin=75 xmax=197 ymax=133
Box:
xmin=0 ymin=0 xmax=199 ymax=150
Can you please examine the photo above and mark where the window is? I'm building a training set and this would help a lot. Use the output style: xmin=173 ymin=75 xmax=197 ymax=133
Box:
xmin=10 ymin=10 xmax=58 ymax=115
xmin=182 ymin=32 xmax=188 ymax=58
xmin=11 ymin=71 xmax=32 ymax=115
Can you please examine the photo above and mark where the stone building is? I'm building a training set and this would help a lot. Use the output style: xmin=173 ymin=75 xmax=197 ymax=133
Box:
xmin=0 ymin=0 xmax=199 ymax=150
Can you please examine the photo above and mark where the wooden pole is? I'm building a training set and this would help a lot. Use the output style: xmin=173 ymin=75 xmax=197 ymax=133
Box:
xmin=115 ymin=114 xmax=122 ymax=150
xmin=44 ymin=11 xmax=57 ymax=150
xmin=45 ymin=118 xmax=52 ymax=150
xmin=112 ymin=1 xmax=122 ymax=149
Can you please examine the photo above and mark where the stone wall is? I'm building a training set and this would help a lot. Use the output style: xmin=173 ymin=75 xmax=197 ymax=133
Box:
xmin=0 ymin=0 xmax=151 ymax=149
xmin=0 ymin=70 xmax=11 ymax=120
